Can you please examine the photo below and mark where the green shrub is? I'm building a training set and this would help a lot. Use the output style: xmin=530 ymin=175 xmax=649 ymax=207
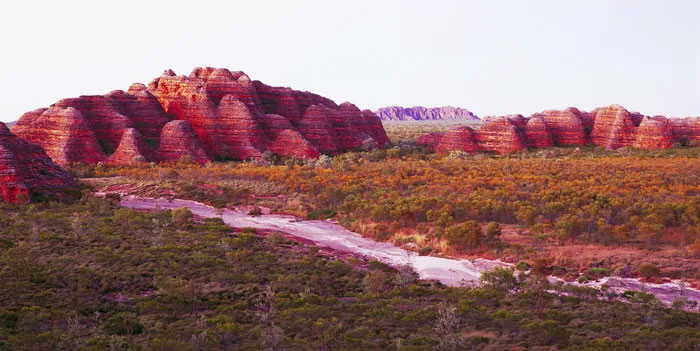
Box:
xmin=638 ymin=263 xmax=660 ymax=279
xmin=103 ymin=312 xmax=144 ymax=336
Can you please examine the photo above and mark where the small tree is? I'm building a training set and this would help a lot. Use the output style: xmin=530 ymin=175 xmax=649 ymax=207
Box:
xmin=444 ymin=221 xmax=482 ymax=251
xmin=362 ymin=270 xmax=390 ymax=294
xmin=394 ymin=251 xmax=418 ymax=288
xmin=257 ymin=286 xmax=284 ymax=351
xmin=481 ymin=267 xmax=519 ymax=294
xmin=486 ymin=221 xmax=502 ymax=244
xmin=638 ymin=263 xmax=660 ymax=280
xmin=434 ymin=302 xmax=462 ymax=351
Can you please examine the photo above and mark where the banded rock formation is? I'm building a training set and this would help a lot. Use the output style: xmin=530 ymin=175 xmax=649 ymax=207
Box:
xmin=12 ymin=67 xmax=390 ymax=165
xmin=375 ymin=106 xmax=479 ymax=121
xmin=420 ymin=104 xmax=700 ymax=154
xmin=0 ymin=123 xmax=75 ymax=204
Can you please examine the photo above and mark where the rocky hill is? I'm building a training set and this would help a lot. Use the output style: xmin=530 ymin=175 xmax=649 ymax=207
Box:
xmin=420 ymin=105 xmax=700 ymax=154
xmin=0 ymin=122 xmax=75 ymax=204
xmin=375 ymin=106 xmax=478 ymax=121
xmin=12 ymin=67 xmax=390 ymax=165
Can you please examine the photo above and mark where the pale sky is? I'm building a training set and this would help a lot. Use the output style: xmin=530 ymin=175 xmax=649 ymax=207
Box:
xmin=1 ymin=0 xmax=699 ymax=122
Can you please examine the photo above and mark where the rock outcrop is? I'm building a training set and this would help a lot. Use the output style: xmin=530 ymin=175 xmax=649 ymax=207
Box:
xmin=417 ymin=132 xmax=446 ymax=148
xmin=435 ymin=127 xmax=478 ymax=153
xmin=12 ymin=67 xmax=389 ymax=165
xmin=475 ymin=117 xmax=526 ymax=154
xmin=531 ymin=108 xmax=587 ymax=146
xmin=375 ymin=106 xmax=479 ymax=121
xmin=590 ymin=105 xmax=637 ymax=149
xmin=633 ymin=116 xmax=673 ymax=149
xmin=669 ymin=117 xmax=700 ymax=146
xmin=13 ymin=106 xmax=107 ymax=165
xmin=425 ymin=104 xmax=696 ymax=155
xmin=524 ymin=117 xmax=554 ymax=148
xmin=106 ymin=128 xmax=153 ymax=165
xmin=0 ymin=123 xmax=75 ymax=204
xmin=156 ymin=120 xmax=212 ymax=164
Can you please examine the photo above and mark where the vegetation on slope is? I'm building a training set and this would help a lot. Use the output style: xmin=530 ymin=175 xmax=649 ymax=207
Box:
xmin=0 ymin=196 xmax=698 ymax=350
xmin=81 ymin=144 xmax=700 ymax=284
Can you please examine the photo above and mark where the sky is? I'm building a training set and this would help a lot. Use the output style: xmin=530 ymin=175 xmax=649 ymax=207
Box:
xmin=1 ymin=0 xmax=699 ymax=122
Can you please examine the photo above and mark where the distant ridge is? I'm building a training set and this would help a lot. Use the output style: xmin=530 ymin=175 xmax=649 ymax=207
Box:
xmin=5 ymin=121 xmax=16 ymax=129
xmin=375 ymin=106 xmax=479 ymax=121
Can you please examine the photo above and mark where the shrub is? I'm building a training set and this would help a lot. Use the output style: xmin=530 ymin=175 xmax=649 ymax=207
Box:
xmin=103 ymin=312 xmax=144 ymax=336
xmin=362 ymin=270 xmax=391 ymax=294
xmin=486 ymin=221 xmax=502 ymax=243
xmin=638 ymin=263 xmax=660 ymax=280
xmin=481 ymin=267 xmax=519 ymax=294
xmin=444 ymin=221 xmax=482 ymax=251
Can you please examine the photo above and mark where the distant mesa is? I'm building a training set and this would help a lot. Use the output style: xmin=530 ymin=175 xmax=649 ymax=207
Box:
xmin=12 ymin=67 xmax=390 ymax=166
xmin=419 ymin=105 xmax=700 ymax=154
xmin=375 ymin=106 xmax=479 ymax=121
xmin=0 ymin=122 xmax=75 ymax=204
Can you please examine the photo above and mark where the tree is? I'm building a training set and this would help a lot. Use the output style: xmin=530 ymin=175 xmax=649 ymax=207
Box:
xmin=362 ymin=270 xmax=391 ymax=294
xmin=444 ymin=221 xmax=482 ymax=251
xmin=434 ymin=302 xmax=462 ymax=351
xmin=481 ymin=267 xmax=520 ymax=294
xmin=257 ymin=286 xmax=284 ymax=351
xmin=486 ymin=221 xmax=502 ymax=244
xmin=638 ymin=263 xmax=660 ymax=280
xmin=394 ymin=251 xmax=418 ymax=288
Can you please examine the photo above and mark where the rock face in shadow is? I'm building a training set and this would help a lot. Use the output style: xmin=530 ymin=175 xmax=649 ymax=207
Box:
xmin=12 ymin=67 xmax=389 ymax=165
xmin=375 ymin=106 xmax=479 ymax=121
xmin=0 ymin=123 xmax=75 ymax=204
xmin=423 ymin=105 xmax=697 ymax=154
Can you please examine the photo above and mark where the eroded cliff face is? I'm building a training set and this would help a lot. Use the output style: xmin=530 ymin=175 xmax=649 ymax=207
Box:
xmin=0 ymin=123 xmax=75 ymax=204
xmin=12 ymin=67 xmax=390 ymax=165
xmin=423 ymin=105 xmax=697 ymax=154
xmin=375 ymin=106 xmax=479 ymax=121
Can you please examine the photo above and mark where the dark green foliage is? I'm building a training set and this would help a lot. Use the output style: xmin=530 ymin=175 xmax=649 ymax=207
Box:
xmin=444 ymin=221 xmax=482 ymax=251
xmin=103 ymin=312 xmax=144 ymax=336
xmin=0 ymin=196 xmax=698 ymax=350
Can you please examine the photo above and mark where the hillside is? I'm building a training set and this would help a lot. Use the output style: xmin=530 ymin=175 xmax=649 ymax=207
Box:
xmin=375 ymin=106 xmax=479 ymax=121
xmin=11 ymin=67 xmax=389 ymax=166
